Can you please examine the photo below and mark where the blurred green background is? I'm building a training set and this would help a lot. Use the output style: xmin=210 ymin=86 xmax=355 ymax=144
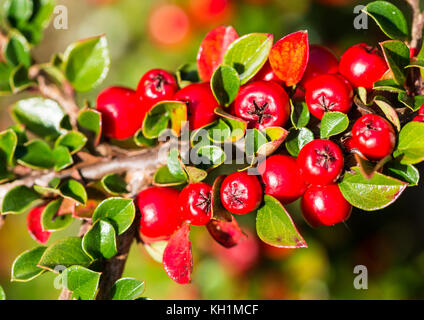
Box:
xmin=1 ymin=0 xmax=424 ymax=300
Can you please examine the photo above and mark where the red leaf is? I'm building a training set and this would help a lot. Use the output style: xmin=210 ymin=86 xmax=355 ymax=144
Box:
xmin=197 ymin=25 xmax=239 ymax=82
xmin=206 ymin=218 xmax=247 ymax=248
xmin=27 ymin=204 xmax=51 ymax=245
xmin=269 ymin=31 xmax=309 ymax=87
xmin=162 ymin=222 xmax=193 ymax=284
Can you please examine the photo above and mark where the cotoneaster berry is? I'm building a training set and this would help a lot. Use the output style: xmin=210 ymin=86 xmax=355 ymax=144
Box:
xmin=174 ymin=82 xmax=220 ymax=130
xmin=352 ymin=114 xmax=396 ymax=161
xmin=178 ymin=182 xmax=212 ymax=226
xmin=258 ymin=155 xmax=308 ymax=204
xmin=297 ymin=139 xmax=344 ymax=185
xmin=136 ymin=69 xmax=178 ymax=109
xmin=301 ymin=44 xmax=339 ymax=89
xmin=27 ymin=205 xmax=50 ymax=244
xmin=220 ymin=171 xmax=263 ymax=215
xmin=305 ymin=73 xmax=353 ymax=120
xmin=232 ymin=80 xmax=290 ymax=129
xmin=413 ymin=115 xmax=424 ymax=122
xmin=338 ymin=43 xmax=388 ymax=90
xmin=301 ymin=184 xmax=352 ymax=227
xmin=252 ymin=61 xmax=282 ymax=84
xmin=96 ymin=86 xmax=143 ymax=140
xmin=137 ymin=186 xmax=183 ymax=238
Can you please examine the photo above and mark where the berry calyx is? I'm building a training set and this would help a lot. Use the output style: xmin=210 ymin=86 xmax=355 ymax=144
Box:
xmin=258 ymin=155 xmax=308 ymax=204
xmin=137 ymin=186 xmax=183 ymax=238
xmin=305 ymin=73 xmax=353 ymax=120
xmin=96 ymin=86 xmax=143 ymax=140
xmin=338 ymin=43 xmax=388 ymax=90
xmin=174 ymin=82 xmax=220 ymax=130
xmin=297 ymin=139 xmax=344 ymax=186
xmin=301 ymin=184 xmax=352 ymax=227
xmin=301 ymin=44 xmax=339 ymax=89
xmin=220 ymin=171 xmax=263 ymax=215
xmin=136 ymin=69 xmax=178 ymax=108
xmin=352 ymin=114 xmax=396 ymax=161
xmin=178 ymin=182 xmax=212 ymax=226
xmin=232 ymin=80 xmax=290 ymax=129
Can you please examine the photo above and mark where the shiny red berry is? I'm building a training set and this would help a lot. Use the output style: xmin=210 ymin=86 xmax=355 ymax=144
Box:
xmin=305 ymin=74 xmax=353 ymax=120
xmin=258 ymin=155 xmax=308 ymax=204
xmin=301 ymin=184 xmax=351 ymax=227
xmin=136 ymin=69 xmax=178 ymax=109
xmin=297 ymin=139 xmax=344 ymax=186
xmin=232 ymin=80 xmax=290 ymax=130
xmin=419 ymin=104 xmax=424 ymax=115
xmin=174 ymin=82 xmax=219 ymax=130
xmin=301 ymin=44 xmax=339 ymax=89
xmin=178 ymin=182 xmax=212 ymax=226
xmin=352 ymin=114 xmax=396 ymax=161
xmin=96 ymin=87 xmax=143 ymax=140
xmin=413 ymin=115 xmax=424 ymax=122
xmin=220 ymin=172 xmax=263 ymax=215
xmin=339 ymin=43 xmax=388 ymax=90
xmin=137 ymin=186 xmax=183 ymax=238
xmin=252 ymin=60 xmax=282 ymax=84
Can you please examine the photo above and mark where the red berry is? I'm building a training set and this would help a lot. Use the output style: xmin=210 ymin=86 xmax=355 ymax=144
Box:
xmin=419 ymin=104 xmax=424 ymax=115
xmin=174 ymin=82 xmax=219 ymax=130
xmin=301 ymin=44 xmax=339 ymax=89
xmin=305 ymin=74 xmax=353 ymax=120
xmin=297 ymin=139 xmax=344 ymax=186
xmin=136 ymin=69 xmax=178 ymax=109
xmin=220 ymin=172 xmax=263 ymax=215
xmin=96 ymin=87 xmax=143 ymax=140
xmin=301 ymin=184 xmax=352 ymax=227
xmin=252 ymin=61 xmax=282 ymax=84
xmin=232 ymin=80 xmax=290 ymax=129
xmin=27 ymin=205 xmax=51 ymax=244
xmin=137 ymin=186 xmax=183 ymax=238
xmin=178 ymin=182 xmax=212 ymax=226
xmin=413 ymin=115 xmax=424 ymax=122
xmin=339 ymin=43 xmax=388 ymax=90
xmin=258 ymin=155 xmax=308 ymax=204
xmin=352 ymin=114 xmax=396 ymax=161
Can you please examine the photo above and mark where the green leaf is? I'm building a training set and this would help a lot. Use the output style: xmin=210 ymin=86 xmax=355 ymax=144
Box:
xmin=153 ymin=165 xmax=187 ymax=186
xmin=223 ymin=33 xmax=273 ymax=84
xmin=16 ymin=139 xmax=55 ymax=169
xmin=320 ymin=111 xmax=349 ymax=139
xmin=11 ymin=98 xmax=65 ymax=140
xmin=339 ymin=167 xmax=408 ymax=211
xmin=373 ymin=79 xmax=405 ymax=93
xmin=0 ymin=129 xmax=18 ymax=166
xmin=364 ymin=1 xmax=409 ymax=40
xmin=0 ymin=63 xmax=13 ymax=94
xmin=11 ymin=246 xmax=47 ymax=282
xmin=4 ymin=32 xmax=31 ymax=67
xmin=41 ymin=199 xmax=73 ymax=232
xmin=196 ymin=145 xmax=226 ymax=171
xmin=398 ymin=92 xmax=424 ymax=111
xmin=290 ymin=100 xmax=310 ymax=129
xmin=285 ymin=127 xmax=314 ymax=157
xmin=1 ymin=185 xmax=40 ymax=215
xmin=210 ymin=65 xmax=240 ymax=106
xmin=82 ymin=220 xmax=117 ymax=259
xmin=385 ymin=161 xmax=419 ymax=186
xmin=92 ymin=198 xmax=135 ymax=235
xmin=58 ymin=179 xmax=87 ymax=205
xmin=257 ymin=127 xmax=288 ymax=159
xmin=52 ymin=145 xmax=73 ymax=171
xmin=214 ymin=108 xmax=248 ymax=142
xmin=5 ymin=0 xmax=33 ymax=22
xmin=395 ymin=121 xmax=424 ymax=164
xmin=101 ymin=174 xmax=128 ymax=195
xmin=110 ymin=278 xmax=145 ymax=300
xmin=380 ymin=40 xmax=410 ymax=85
xmin=142 ymin=101 xmax=187 ymax=139
xmin=0 ymin=285 xmax=5 ymax=300
xmin=10 ymin=64 xmax=34 ymax=93
xmin=133 ymin=129 xmax=156 ymax=147
xmin=38 ymin=237 xmax=92 ymax=271
xmin=77 ymin=108 xmax=102 ymax=146
xmin=55 ymin=131 xmax=87 ymax=154
xmin=207 ymin=119 xmax=231 ymax=143
xmin=245 ymin=128 xmax=267 ymax=159
xmin=167 ymin=148 xmax=187 ymax=180
xmin=62 ymin=35 xmax=110 ymax=92
xmin=374 ymin=98 xmax=401 ymax=131
xmin=176 ymin=63 xmax=199 ymax=88
xmin=185 ymin=166 xmax=208 ymax=184
xmin=256 ymin=195 xmax=307 ymax=248
xmin=63 ymin=266 xmax=101 ymax=300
